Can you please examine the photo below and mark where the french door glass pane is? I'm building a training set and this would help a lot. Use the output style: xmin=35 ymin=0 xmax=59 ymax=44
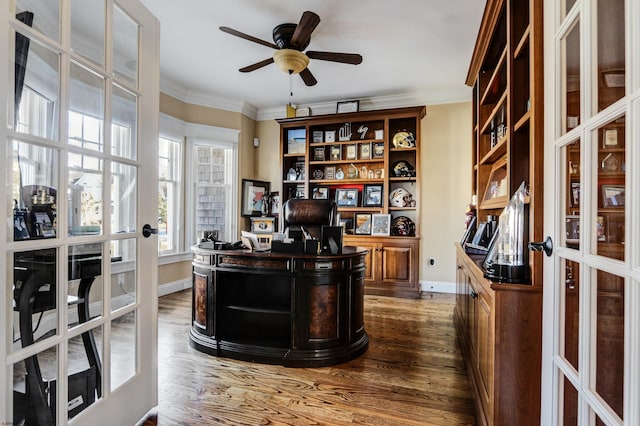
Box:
xmin=70 ymin=0 xmax=105 ymax=66
xmin=563 ymin=140 xmax=580 ymax=248
xmin=69 ymin=63 xmax=105 ymax=152
xmin=16 ymin=0 xmax=60 ymax=42
xmin=111 ymin=162 xmax=137 ymax=233
xmin=110 ymin=311 xmax=136 ymax=390
xmin=596 ymin=0 xmax=625 ymax=112
xmin=594 ymin=116 xmax=625 ymax=260
xmin=562 ymin=21 xmax=581 ymax=134
xmin=113 ymin=6 xmax=139 ymax=87
xmin=111 ymin=84 xmax=137 ymax=160
xmin=68 ymin=243 xmax=103 ymax=329
xmin=12 ymin=346 xmax=58 ymax=425
xmin=67 ymin=326 xmax=102 ymax=417
xmin=111 ymin=238 xmax=137 ymax=311
xmin=563 ymin=259 xmax=579 ymax=370
xmin=11 ymin=141 xmax=59 ymax=241
xmin=68 ymin=153 xmax=103 ymax=236
xmin=14 ymin=35 xmax=60 ymax=139
xmin=562 ymin=375 xmax=579 ymax=425
xmin=595 ymin=269 xmax=624 ymax=419
xmin=12 ymin=248 xmax=58 ymax=350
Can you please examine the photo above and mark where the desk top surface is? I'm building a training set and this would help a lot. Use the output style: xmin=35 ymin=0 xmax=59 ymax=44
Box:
xmin=192 ymin=244 xmax=367 ymax=259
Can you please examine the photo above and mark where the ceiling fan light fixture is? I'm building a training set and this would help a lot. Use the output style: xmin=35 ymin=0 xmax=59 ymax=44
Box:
xmin=273 ymin=49 xmax=309 ymax=74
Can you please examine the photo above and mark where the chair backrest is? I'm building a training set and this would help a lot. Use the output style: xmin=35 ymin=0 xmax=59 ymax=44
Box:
xmin=282 ymin=199 xmax=337 ymax=240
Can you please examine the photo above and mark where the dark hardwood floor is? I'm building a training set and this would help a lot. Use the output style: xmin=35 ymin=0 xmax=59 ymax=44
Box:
xmin=141 ymin=290 xmax=475 ymax=425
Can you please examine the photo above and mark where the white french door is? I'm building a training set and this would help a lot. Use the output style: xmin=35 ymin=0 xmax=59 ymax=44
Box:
xmin=542 ymin=0 xmax=639 ymax=425
xmin=1 ymin=1 xmax=159 ymax=425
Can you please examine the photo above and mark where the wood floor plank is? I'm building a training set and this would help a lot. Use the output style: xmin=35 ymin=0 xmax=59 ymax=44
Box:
xmin=141 ymin=290 xmax=475 ymax=425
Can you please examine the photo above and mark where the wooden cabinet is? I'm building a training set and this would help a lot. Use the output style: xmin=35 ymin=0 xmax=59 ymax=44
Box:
xmin=459 ymin=0 xmax=544 ymax=424
xmin=455 ymin=243 xmax=541 ymax=426
xmin=277 ymin=106 xmax=425 ymax=298
xmin=346 ymin=236 xmax=419 ymax=298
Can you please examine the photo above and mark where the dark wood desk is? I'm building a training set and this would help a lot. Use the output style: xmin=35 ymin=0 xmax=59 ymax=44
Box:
xmin=189 ymin=245 xmax=369 ymax=367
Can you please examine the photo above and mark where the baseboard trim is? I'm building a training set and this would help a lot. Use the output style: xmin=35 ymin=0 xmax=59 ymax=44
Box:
xmin=158 ymin=279 xmax=191 ymax=297
xmin=419 ymin=280 xmax=456 ymax=294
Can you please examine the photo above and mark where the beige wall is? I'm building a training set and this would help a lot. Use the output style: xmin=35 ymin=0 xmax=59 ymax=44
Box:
xmin=157 ymin=94 xmax=472 ymax=290
xmin=420 ymin=102 xmax=472 ymax=287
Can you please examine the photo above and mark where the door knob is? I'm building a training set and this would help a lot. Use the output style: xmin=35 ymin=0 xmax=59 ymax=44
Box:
xmin=528 ymin=236 xmax=553 ymax=257
xmin=142 ymin=224 xmax=159 ymax=238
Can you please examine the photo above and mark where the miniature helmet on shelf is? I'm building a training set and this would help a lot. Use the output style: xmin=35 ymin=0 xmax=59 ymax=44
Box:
xmin=392 ymin=160 xmax=416 ymax=177
xmin=389 ymin=188 xmax=416 ymax=208
xmin=392 ymin=131 xmax=416 ymax=148
xmin=391 ymin=216 xmax=416 ymax=236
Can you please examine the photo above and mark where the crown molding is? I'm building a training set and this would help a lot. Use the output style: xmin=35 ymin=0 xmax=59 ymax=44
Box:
xmin=160 ymin=75 xmax=472 ymax=122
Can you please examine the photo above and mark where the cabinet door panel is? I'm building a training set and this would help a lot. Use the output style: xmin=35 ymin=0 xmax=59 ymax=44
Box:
xmin=381 ymin=245 xmax=413 ymax=285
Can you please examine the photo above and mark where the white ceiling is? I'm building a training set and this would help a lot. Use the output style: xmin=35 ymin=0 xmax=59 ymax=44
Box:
xmin=138 ymin=0 xmax=486 ymax=117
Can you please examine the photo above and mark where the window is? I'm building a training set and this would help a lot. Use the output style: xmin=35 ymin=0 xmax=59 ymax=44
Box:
xmin=158 ymin=136 xmax=182 ymax=254
xmin=16 ymin=86 xmax=54 ymax=138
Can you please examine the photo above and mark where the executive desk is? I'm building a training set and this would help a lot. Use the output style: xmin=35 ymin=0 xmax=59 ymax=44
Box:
xmin=189 ymin=245 xmax=369 ymax=367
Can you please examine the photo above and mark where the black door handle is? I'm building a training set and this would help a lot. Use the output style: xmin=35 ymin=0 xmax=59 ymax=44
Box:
xmin=142 ymin=224 xmax=159 ymax=238
xmin=528 ymin=236 xmax=553 ymax=257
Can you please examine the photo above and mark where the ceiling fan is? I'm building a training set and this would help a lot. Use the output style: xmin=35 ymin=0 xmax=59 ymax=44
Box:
xmin=220 ymin=11 xmax=363 ymax=86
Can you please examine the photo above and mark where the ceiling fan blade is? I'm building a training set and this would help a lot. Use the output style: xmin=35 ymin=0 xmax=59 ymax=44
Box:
xmin=290 ymin=11 xmax=320 ymax=50
xmin=299 ymin=68 xmax=317 ymax=86
xmin=306 ymin=51 xmax=363 ymax=65
xmin=239 ymin=58 xmax=274 ymax=73
xmin=219 ymin=26 xmax=278 ymax=49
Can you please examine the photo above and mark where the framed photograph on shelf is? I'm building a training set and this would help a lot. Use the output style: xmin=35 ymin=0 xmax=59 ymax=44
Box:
xmin=270 ymin=191 xmax=280 ymax=217
xmin=354 ymin=213 xmax=372 ymax=235
xmin=601 ymin=184 xmax=625 ymax=208
xmin=241 ymin=179 xmax=270 ymax=216
xmin=339 ymin=217 xmax=353 ymax=233
xmin=565 ymin=215 xmax=580 ymax=244
xmin=602 ymin=128 xmax=620 ymax=148
xmin=335 ymin=188 xmax=359 ymax=207
xmin=362 ymin=184 xmax=383 ymax=207
xmin=372 ymin=142 xmax=385 ymax=159
xmin=312 ymin=186 xmax=329 ymax=200
xmin=597 ymin=216 xmax=606 ymax=242
xmin=570 ymin=182 xmax=580 ymax=207
xmin=313 ymin=146 xmax=325 ymax=161
xmin=330 ymin=145 xmax=341 ymax=161
xmin=337 ymin=100 xmax=359 ymax=114
xmin=324 ymin=166 xmax=336 ymax=180
xmin=325 ymin=130 xmax=336 ymax=142
xmin=313 ymin=131 xmax=324 ymax=142
xmin=359 ymin=142 xmax=371 ymax=160
xmin=371 ymin=214 xmax=391 ymax=236
xmin=345 ymin=144 xmax=357 ymax=160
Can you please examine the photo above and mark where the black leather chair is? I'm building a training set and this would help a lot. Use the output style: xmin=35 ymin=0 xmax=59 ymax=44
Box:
xmin=281 ymin=199 xmax=338 ymax=241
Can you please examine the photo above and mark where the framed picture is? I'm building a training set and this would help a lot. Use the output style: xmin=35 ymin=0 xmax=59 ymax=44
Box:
xmin=241 ymin=179 xmax=270 ymax=216
xmin=359 ymin=142 xmax=371 ymax=160
xmin=250 ymin=217 xmax=275 ymax=233
xmin=324 ymin=166 xmax=336 ymax=180
xmin=325 ymin=130 xmax=336 ymax=142
xmin=313 ymin=131 xmax=324 ymax=142
xmin=372 ymin=142 xmax=385 ymax=159
xmin=13 ymin=210 xmax=30 ymax=240
xmin=345 ymin=144 xmax=357 ymax=160
xmin=313 ymin=146 xmax=325 ymax=161
xmin=362 ymin=184 xmax=383 ymax=207
xmin=569 ymin=182 xmax=580 ymax=207
xmin=371 ymin=214 xmax=391 ymax=236
xmin=354 ymin=213 xmax=372 ymax=235
xmin=339 ymin=217 xmax=353 ymax=232
xmin=597 ymin=216 xmax=606 ymax=242
xmin=565 ymin=215 xmax=580 ymax=244
xmin=601 ymin=184 xmax=625 ymax=208
xmin=602 ymin=128 xmax=619 ymax=148
xmin=270 ymin=191 xmax=280 ymax=217
xmin=330 ymin=145 xmax=341 ymax=160
xmin=337 ymin=100 xmax=359 ymax=114
xmin=335 ymin=188 xmax=359 ymax=207
xmin=312 ymin=186 xmax=329 ymax=200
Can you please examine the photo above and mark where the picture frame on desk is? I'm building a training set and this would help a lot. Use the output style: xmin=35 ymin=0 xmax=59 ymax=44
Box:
xmin=250 ymin=217 xmax=275 ymax=233
xmin=241 ymin=179 xmax=270 ymax=216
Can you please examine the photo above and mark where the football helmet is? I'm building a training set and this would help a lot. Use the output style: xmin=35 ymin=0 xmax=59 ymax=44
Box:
xmin=391 ymin=216 xmax=416 ymax=236
xmin=392 ymin=131 xmax=416 ymax=148
xmin=392 ymin=160 xmax=416 ymax=177
xmin=389 ymin=188 xmax=416 ymax=208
